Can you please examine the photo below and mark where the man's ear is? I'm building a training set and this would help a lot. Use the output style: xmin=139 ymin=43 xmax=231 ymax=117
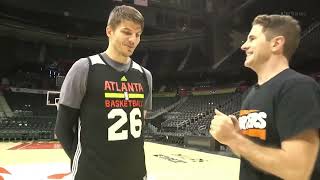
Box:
xmin=106 ymin=26 xmax=113 ymax=38
xmin=271 ymin=36 xmax=285 ymax=53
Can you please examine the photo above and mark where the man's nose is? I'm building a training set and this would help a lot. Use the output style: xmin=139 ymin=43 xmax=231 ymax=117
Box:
xmin=128 ymin=35 xmax=138 ymax=43
xmin=241 ymin=41 xmax=248 ymax=51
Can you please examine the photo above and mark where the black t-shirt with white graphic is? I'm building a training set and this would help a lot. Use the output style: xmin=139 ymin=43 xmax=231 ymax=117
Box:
xmin=240 ymin=68 xmax=320 ymax=180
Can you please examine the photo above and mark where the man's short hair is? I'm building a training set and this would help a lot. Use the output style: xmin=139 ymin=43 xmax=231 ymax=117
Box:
xmin=107 ymin=5 xmax=144 ymax=30
xmin=253 ymin=14 xmax=301 ymax=60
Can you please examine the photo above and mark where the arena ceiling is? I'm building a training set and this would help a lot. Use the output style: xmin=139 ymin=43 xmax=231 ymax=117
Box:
xmin=1 ymin=0 xmax=319 ymax=84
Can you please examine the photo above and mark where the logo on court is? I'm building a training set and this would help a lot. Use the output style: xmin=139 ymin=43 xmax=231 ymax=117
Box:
xmin=153 ymin=154 xmax=187 ymax=163
xmin=239 ymin=110 xmax=267 ymax=140
xmin=153 ymin=154 xmax=208 ymax=163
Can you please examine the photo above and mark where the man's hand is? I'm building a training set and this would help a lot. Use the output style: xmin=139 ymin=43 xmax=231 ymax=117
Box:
xmin=209 ymin=109 xmax=240 ymax=145
xmin=229 ymin=114 xmax=240 ymax=132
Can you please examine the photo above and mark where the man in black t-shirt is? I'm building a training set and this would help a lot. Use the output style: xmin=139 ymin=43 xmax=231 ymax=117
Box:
xmin=210 ymin=14 xmax=320 ymax=180
xmin=55 ymin=5 xmax=152 ymax=180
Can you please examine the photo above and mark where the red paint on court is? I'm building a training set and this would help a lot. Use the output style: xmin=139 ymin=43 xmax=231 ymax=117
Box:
xmin=8 ymin=143 xmax=29 ymax=150
xmin=0 ymin=167 xmax=11 ymax=180
xmin=0 ymin=167 xmax=11 ymax=174
xmin=8 ymin=142 xmax=62 ymax=150
xmin=47 ymin=172 xmax=71 ymax=179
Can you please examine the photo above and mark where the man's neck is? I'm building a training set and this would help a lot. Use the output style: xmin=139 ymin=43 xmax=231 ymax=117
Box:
xmin=105 ymin=48 xmax=130 ymax=64
xmin=256 ymin=56 xmax=289 ymax=85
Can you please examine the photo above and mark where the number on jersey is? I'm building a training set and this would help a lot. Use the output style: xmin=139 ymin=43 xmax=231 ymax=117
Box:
xmin=107 ymin=108 xmax=142 ymax=141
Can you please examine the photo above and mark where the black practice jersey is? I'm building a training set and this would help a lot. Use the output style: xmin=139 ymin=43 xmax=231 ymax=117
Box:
xmin=71 ymin=54 xmax=149 ymax=180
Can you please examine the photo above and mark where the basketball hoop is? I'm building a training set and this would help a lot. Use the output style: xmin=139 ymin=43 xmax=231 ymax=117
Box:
xmin=46 ymin=91 xmax=60 ymax=110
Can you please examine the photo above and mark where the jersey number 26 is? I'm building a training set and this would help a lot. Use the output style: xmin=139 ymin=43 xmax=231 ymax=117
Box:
xmin=107 ymin=108 xmax=142 ymax=141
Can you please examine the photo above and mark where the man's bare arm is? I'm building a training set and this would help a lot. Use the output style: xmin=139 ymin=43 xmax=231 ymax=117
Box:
xmin=228 ymin=129 xmax=319 ymax=180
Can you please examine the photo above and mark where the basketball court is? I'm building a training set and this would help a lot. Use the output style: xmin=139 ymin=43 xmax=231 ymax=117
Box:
xmin=0 ymin=141 xmax=240 ymax=180
xmin=0 ymin=92 xmax=240 ymax=180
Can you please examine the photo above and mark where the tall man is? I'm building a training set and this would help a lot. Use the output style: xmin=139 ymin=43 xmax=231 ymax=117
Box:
xmin=55 ymin=5 xmax=152 ymax=180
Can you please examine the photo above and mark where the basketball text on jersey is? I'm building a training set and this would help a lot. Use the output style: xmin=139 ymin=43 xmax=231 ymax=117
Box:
xmin=239 ymin=110 xmax=267 ymax=140
xmin=104 ymin=79 xmax=144 ymax=108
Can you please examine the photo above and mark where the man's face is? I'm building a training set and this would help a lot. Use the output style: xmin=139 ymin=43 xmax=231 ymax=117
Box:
xmin=241 ymin=25 xmax=272 ymax=70
xmin=107 ymin=20 xmax=142 ymax=58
